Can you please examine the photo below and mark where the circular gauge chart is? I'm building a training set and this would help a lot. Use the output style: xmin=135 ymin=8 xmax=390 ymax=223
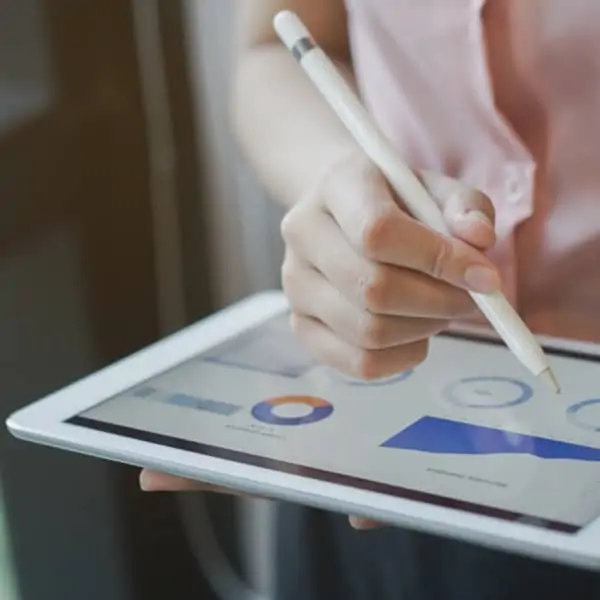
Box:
xmin=251 ymin=395 xmax=334 ymax=426
xmin=329 ymin=369 xmax=414 ymax=387
xmin=566 ymin=399 xmax=600 ymax=432
xmin=442 ymin=376 xmax=533 ymax=409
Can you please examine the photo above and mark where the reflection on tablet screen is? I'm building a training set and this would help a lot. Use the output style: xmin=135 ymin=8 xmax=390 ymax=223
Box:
xmin=68 ymin=313 xmax=600 ymax=534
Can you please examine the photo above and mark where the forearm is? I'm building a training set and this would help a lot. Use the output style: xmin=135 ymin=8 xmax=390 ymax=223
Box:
xmin=232 ymin=44 xmax=359 ymax=208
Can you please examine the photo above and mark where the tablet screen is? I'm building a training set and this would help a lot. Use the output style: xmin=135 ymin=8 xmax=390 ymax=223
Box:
xmin=69 ymin=313 xmax=600 ymax=533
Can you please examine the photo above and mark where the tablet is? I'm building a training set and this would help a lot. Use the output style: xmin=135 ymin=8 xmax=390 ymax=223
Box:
xmin=7 ymin=290 xmax=600 ymax=569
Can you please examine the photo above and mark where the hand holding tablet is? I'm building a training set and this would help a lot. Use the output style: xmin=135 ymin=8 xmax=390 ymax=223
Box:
xmin=8 ymin=291 xmax=600 ymax=569
xmin=139 ymin=462 xmax=381 ymax=530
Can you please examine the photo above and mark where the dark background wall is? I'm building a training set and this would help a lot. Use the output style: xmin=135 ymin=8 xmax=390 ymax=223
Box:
xmin=0 ymin=1 xmax=223 ymax=599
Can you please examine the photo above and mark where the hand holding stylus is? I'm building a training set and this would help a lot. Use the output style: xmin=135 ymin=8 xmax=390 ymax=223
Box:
xmin=274 ymin=10 xmax=559 ymax=392
xmin=281 ymin=150 xmax=501 ymax=380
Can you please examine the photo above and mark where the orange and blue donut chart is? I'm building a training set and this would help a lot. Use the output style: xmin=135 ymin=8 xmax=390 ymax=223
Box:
xmin=251 ymin=395 xmax=334 ymax=426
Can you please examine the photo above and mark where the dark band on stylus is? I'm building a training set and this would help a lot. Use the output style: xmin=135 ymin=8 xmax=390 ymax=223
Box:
xmin=291 ymin=37 xmax=315 ymax=61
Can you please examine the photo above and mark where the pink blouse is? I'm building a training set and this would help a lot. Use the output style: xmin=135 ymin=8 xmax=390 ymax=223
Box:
xmin=345 ymin=0 xmax=600 ymax=342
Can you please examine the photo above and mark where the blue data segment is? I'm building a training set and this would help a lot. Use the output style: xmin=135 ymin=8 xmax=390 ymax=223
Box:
xmin=131 ymin=385 xmax=241 ymax=416
xmin=382 ymin=417 xmax=600 ymax=462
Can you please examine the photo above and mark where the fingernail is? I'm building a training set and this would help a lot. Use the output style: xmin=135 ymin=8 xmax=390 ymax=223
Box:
xmin=349 ymin=516 xmax=382 ymax=530
xmin=462 ymin=210 xmax=493 ymax=229
xmin=139 ymin=471 xmax=156 ymax=492
xmin=464 ymin=265 xmax=500 ymax=293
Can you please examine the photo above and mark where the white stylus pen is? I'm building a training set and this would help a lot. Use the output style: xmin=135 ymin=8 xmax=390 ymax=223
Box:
xmin=273 ymin=10 xmax=560 ymax=393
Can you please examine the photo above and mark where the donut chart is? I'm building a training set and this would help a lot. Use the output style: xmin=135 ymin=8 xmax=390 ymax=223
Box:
xmin=330 ymin=369 xmax=414 ymax=387
xmin=566 ymin=399 xmax=600 ymax=432
xmin=443 ymin=376 xmax=533 ymax=409
xmin=251 ymin=395 xmax=334 ymax=426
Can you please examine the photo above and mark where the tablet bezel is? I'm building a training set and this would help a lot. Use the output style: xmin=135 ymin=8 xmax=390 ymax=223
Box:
xmin=7 ymin=290 xmax=600 ymax=570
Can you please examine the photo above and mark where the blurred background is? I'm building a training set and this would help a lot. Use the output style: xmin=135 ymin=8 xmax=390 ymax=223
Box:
xmin=1 ymin=1 xmax=282 ymax=599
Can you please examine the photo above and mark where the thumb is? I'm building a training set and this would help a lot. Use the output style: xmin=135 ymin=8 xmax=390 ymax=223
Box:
xmin=348 ymin=515 xmax=384 ymax=530
xmin=139 ymin=469 xmax=233 ymax=494
xmin=419 ymin=171 xmax=496 ymax=250
xmin=140 ymin=469 xmax=208 ymax=491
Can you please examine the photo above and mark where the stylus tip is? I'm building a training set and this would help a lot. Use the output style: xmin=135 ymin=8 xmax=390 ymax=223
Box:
xmin=538 ymin=367 xmax=561 ymax=394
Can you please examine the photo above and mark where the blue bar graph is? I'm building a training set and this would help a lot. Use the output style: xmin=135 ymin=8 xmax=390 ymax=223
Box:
xmin=131 ymin=385 xmax=242 ymax=416
xmin=382 ymin=417 xmax=600 ymax=462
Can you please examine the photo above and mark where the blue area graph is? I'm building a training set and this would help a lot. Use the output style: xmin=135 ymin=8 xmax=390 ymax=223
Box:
xmin=382 ymin=416 xmax=600 ymax=461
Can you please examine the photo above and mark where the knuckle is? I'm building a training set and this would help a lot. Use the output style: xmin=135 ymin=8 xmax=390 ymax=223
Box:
xmin=279 ymin=210 xmax=297 ymax=244
xmin=360 ymin=211 xmax=395 ymax=258
xmin=428 ymin=238 xmax=454 ymax=279
xmin=358 ymin=266 xmax=392 ymax=312
xmin=356 ymin=314 xmax=388 ymax=349
xmin=409 ymin=340 xmax=430 ymax=368
xmin=353 ymin=350 xmax=382 ymax=381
